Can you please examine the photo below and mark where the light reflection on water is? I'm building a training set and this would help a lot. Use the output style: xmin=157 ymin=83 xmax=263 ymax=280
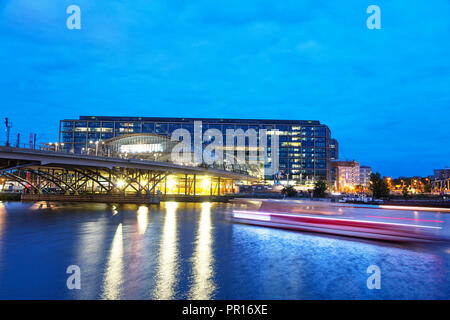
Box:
xmin=153 ymin=202 xmax=179 ymax=300
xmin=137 ymin=205 xmax=149 ymax=235
xmin=102 ymin=223 xmax=124 ymax=300
xmin=0 ymin=202 xmax=5 ymax=267
xmin=0 ymin=201 xmax=448 ymax=299
xmin=189 ymin=202 xmax=215 ymax=299
xmin=73 ymin=214 xmax=108 ymax=299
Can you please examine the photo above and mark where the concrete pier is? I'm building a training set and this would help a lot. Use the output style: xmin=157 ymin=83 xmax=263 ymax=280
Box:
xmin=21 ymin=193 xmax=233 ymax=204
xmin=22 ymin=193 xmax=161 ymax=204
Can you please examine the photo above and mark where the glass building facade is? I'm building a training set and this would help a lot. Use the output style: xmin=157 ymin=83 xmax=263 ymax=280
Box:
xmin=59 ymin=116 xmax=338 ymax=183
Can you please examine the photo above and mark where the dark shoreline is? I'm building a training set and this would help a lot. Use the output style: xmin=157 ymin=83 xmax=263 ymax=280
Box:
xmin=2 ymin=192 xmax=449 ymax=209
xmin=0 ymin=192 xmax=21 ymax=201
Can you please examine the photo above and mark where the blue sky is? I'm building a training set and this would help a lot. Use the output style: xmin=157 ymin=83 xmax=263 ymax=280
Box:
xmin=0 ymin=1 xmax=449 ymax=177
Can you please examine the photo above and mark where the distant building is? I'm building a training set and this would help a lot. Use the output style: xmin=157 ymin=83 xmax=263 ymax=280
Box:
xmin=360 ymin=166 xmax=372 ymax=188
xmin=331 ymin=160 xmax=360 ymax=193
xmin=39 ymin=143 xmax=57 ymax=151
xmin=433 ymin=168 xmax=450 ymax=194
xmin=330 ymin=139 xmax=339 ymax=160
xmin=59 ymin=116 xmax=339 ymax=183
xmin=434 ymin=168 xmax=450 ymax=180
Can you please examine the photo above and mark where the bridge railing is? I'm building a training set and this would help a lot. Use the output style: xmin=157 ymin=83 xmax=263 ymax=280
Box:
xmin=1 ymin=145 xmax=258 ymax=176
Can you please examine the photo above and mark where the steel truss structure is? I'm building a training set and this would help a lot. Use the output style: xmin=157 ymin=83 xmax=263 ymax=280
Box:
xmin=0 ymin=147 xmax=249 ymax=198
xmin=0 ymin=164 xmax=170 ymax=196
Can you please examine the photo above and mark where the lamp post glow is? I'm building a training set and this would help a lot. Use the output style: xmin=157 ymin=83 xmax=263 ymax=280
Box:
xmin=116 ymin=179 xmax=125 ymax=189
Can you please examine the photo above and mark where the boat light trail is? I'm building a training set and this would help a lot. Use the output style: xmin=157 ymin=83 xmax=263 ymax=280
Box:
xmin=232 ymin=210 xmax=442 ymax=230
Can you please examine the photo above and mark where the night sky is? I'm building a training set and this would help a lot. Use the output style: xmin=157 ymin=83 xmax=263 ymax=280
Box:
xmin=0 ymin=1 xmax=449 ymax=177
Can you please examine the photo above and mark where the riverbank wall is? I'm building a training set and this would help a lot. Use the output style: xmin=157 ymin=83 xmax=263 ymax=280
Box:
xmin=0 ymin=192 xmax=21 ymax=201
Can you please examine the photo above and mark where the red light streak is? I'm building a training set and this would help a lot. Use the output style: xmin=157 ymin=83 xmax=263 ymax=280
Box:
xmin=232 ymin=210 xmax=442 ymax=229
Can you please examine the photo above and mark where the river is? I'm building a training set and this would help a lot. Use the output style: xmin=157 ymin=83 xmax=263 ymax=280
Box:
xmin=0 ymin=201 xmax=448 ymax=299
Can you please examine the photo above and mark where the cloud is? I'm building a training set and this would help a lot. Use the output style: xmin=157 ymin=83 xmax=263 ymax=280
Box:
xmin=0 ymin=0 xmax=449 ymax=176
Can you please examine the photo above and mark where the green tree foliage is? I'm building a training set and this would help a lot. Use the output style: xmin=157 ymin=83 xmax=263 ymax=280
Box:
xmin=313 ymin=180 xmax=327 ymax=198
xmin=281 ymin=185 xmax=298 ymax=197
xmin=369 ymin=172 xmax=390 ymax=199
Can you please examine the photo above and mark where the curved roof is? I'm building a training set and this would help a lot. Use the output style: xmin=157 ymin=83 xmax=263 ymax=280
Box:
xmin=103 ymin=133 xmax=184 ymax=153
xmin=104 ymin=133 xmax=180 ymax=145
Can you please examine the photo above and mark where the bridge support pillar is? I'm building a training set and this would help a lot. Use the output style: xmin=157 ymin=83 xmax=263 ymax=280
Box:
xmin=193 ymin=174 xmax=196 ymax=195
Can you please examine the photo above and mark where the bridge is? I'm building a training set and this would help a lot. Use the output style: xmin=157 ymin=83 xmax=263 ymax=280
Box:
xmin=0 ymin=146 xmax=258 ymax=203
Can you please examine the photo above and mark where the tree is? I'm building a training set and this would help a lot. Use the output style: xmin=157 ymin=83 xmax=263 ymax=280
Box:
xmin=313 ymin=180 xmax=328 ymax=198
xmin=424 ymin=182 xmax=432 ymax=193
xmin=281 ymin=185 xmax=297 ymax=197
xmin=369 ymin=172 xmax=390 ymax=199
xmin=402 ymin=185 xmax=409 ymax=199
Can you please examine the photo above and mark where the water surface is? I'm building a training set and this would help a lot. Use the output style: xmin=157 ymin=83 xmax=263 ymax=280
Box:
xmin=0 ymin=201 xmax=448 ymax=299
